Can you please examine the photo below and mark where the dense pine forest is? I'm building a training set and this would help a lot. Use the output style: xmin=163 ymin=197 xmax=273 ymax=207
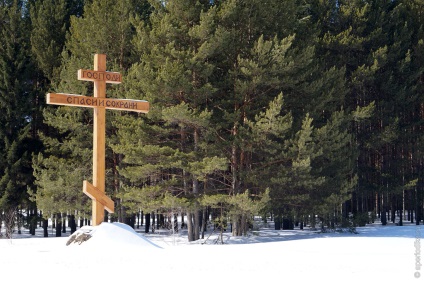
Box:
xmin=0 ymin=0 xmax=423 ymax=240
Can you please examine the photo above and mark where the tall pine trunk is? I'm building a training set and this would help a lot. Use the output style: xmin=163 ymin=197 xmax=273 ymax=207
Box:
xmin=187 ymin=212 xmax=194 ymax=242
xmin=29 ymin=208 xmax=36 ymax=235
xmin=43 ymin=219 xmax=48 ymax=237
xmin=186 ymin=129 xmax=201 ymax=242
xmin=145 ymin=213 xmax=150 ymax=233
xmin=230 ymin=122 xmax=242 ymax=236
xmin=113 ymin=152 xmax=121 ymax=221
xmin=62 ymin=214 xmax=66 ymax=233
xmin=193 ymin=177 xmax=200 ymax=241
xmin=69 ymin=214 xmax=77 ymax=233
xmin=55 ymin=213 xmax=62 ymax=237
xmin=201 ymin=208 xmax=207 ymax=239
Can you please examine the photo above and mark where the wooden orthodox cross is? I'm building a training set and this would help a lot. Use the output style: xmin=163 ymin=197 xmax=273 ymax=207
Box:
xmin=46 ymin=54 xmax=149 ymax=226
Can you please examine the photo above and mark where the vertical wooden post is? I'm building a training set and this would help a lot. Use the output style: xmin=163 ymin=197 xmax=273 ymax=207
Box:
xmin=93 ymin=54 xmax=107 ymax=226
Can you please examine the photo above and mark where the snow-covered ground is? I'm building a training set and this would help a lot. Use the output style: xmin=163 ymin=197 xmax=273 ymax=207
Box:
xmin=0 ymin=220 xmax=421 ymax=282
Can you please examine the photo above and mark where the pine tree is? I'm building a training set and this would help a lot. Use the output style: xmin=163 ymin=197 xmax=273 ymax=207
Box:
xmin=33 ymin=0 xmax=150 ymax=229
xmin=204 ymin=0 xmax=356 ymax=235
xmin=0 ymin=0 xmax=38 ymax=234
xmin=124 ymin=0 xmax=357 ymax=236
xmin=308 ymin=0 xmax=374 ymax=221
xmin=116 ymin=0 xmax=227 ymax=241
xmin=312 ymin=110 xmax=359 ymax=227
xmin=30 ymin=0 xmax=83 ymax=84
xmin=372 ymin=0 xmax=424 ymax=224
xmin=245 ymin=93 xmax=299 ymax=230
xmin=27 ymin=0 xmax=84 ymax=235
xmin=309 ymin=0 xmax=424 ymax=225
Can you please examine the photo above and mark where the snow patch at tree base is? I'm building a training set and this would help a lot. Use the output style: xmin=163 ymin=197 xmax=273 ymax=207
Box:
xmin=66 ymin=222 xmax=161 ymax=249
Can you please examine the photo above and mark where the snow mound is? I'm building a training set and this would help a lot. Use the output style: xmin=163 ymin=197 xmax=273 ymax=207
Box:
xmin=67 ymin=222 xmax=161 ymax=249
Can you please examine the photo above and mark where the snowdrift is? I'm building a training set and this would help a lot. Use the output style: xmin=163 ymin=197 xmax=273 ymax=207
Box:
xmin=66 ymin=222 xmax=161 ymax=249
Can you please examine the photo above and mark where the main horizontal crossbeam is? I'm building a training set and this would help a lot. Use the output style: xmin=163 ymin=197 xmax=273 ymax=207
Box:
xmin=47 ymin=93 xmax=149 ymax=113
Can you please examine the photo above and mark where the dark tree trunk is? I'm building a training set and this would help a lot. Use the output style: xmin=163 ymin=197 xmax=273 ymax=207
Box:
xmin=192 ymin=129 xmax=201 ymax=240
xmin=232 ymin=215 xmax=241 ymax=236
xmin=416 ymin=187 xmax=422 ymax=225
xmin=158 ymin=214 xmax=164 ymax=229
xmin=274 ymin=213 xmax=282 ymax=230
xmin=173 ymin=213 xmax=178 ymax=233
xmin=69 ymin=215 xmax=77 ymax=233
xmin=43 ymin=219 xmax=48 ymax=237
xmin=39 ymin=211 xmax=43 ymax=228
xmin=181 ymin=212 xmax=185 ymax=229
xmin=125 ymin=214 xmax=135 ymax=228
xmin=198 ymin=210 xmax=203 ymax=232
xmin=194 ymin=209 xmax=201 ymax=239
xmin=381 ymin=207 xmax=387 ymax=225
xmin=55 ymin=214 xmax=62 ymax=237
xmin=411 ymin=190 xmax=415 ymax=223
xmin=145 ymin=213 xmax=150 ymax=233
xmin=187 ymin=212 xmax=194 ymax=242
xmin=104 ymin=211 xmax=109 ymax=223
xmin=30 ymin=218 xmax=36 ymax=235
xmin=29 ymin=209 xmax=36 ymax=235
xmin=119 ymin=203 xmax=125 ymax=223
xmin=391 ymin=195 xmax=396 ymax=223
xmin=62 ymin=214 xmax=66 ymax=233
xmin=201 ymin=208 xmax=207 ymax=239
xmin=282 ymin=218 xmax=294 ymax=230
